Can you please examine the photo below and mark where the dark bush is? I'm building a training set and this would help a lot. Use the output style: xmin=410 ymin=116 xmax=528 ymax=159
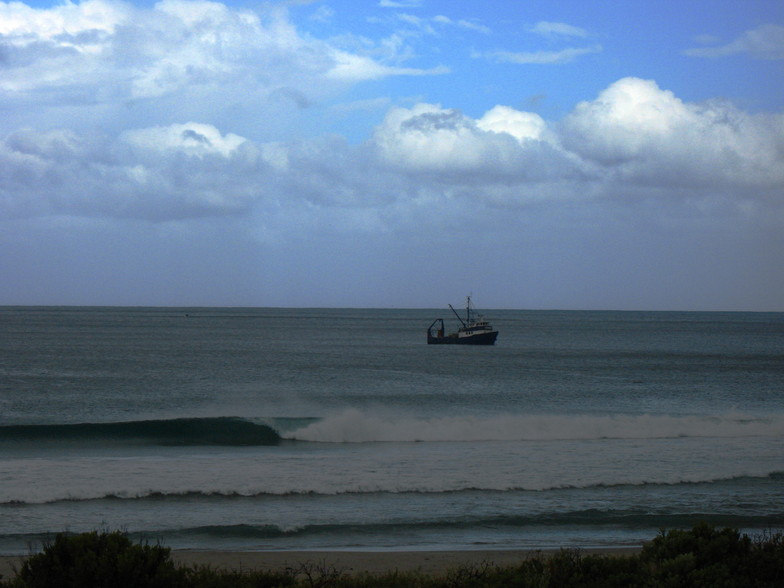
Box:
xmin=639 ymin=523 xmax=784 ymax=587
xmin=1 ymin=525 xmax=782 ymax=588
xmin=9 ymin=531 xmax=185 ymax=588
xmin=179 ymin=565 xmax=297 ymax=588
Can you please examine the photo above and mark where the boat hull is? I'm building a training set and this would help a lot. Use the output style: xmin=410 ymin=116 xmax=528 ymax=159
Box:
xmin=427 ymin=331 xmax=498 ymax=345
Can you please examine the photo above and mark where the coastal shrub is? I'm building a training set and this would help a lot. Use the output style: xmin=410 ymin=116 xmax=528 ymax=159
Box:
xmin=540 ymin=548 xmax=641 ymax=588
xmin=2 ymin=524 xmax=783 ymax=588
xmin=750 ymin=530 xmax=784 ymax=586
xmin=636 ymin=522 xmax=784 ymax=587
xmin=8 ymin=531 xmax=185 ymax=588
xmin=180 ymin=565 xmax=297 ymax=588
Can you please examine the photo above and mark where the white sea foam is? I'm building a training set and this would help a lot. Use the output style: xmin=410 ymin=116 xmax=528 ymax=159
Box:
xmin=287 ymin=409 xmax=784 ymax=443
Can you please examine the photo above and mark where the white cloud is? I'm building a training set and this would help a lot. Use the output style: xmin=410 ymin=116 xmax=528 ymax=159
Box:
xmin=0 ymin=126 xmax=264 ymax=220
xmin=3 ymin=77 xmax=782 ymax=227
xmin=433 ymin=15 xmax=490 ymax=34
xmin=560 ymin=77 xmax=784 ymax=192
xmin=369 ymin=102 xmax=590 ymax=202
xmin=530 ymin=21 xmax=588 ymax=38
xmin=477 ymin=106 xmax=547 ymax=142
xmin=0 ymin=0 xmax=444 ymax=115
xmin=478 ymin=21 xmax=596 ymax=66
xmin=368 ymin=78 xmax=784 ymax=212
xmin=325 ymin=50 xmax=449 ymax=80
xmin=0 ymin=0 xmax=127 ymax=37
xmin=486 ymin=45 xmax=602 ymax=65
xmin=309 ymin=5 xmax=334 ymax=24
xmin=121 ymin=123 xmax=247 ymax=158
xmin=684 ymin=24 xmax=784 ymax=60
xmin=378 ymin=0 xmax=422 ymax=7
xmin=372 ymin=103 xmax=533 ymax=174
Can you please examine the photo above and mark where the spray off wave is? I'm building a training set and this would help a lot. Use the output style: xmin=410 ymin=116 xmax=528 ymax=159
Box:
xmin=288 ymin=409 xmax=784 ymax=443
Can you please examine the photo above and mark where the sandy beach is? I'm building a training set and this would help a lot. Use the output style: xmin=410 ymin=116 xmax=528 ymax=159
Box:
xmin=0 ymin=547 xmax=641 ymax=580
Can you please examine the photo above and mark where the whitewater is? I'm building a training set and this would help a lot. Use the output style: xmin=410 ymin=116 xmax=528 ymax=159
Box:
xmin=1 ymin=307 xmax=782 ymax=553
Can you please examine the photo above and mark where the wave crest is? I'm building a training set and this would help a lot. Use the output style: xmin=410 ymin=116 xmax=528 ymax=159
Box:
xmin=7 ymin=472 xmax=780 ymax=506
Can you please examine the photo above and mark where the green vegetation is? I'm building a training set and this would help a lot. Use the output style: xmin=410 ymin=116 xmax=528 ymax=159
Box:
xmin=2 ymin=523 xmax=783 ymax=587
xmin=1 ymin=532 xmax=182 ymax=588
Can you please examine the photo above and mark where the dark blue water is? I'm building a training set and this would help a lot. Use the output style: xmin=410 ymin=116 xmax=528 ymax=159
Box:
xmin=1 ymin=307 xmax=783 ymax=554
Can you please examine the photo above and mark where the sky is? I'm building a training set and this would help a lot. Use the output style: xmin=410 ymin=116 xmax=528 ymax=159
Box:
xmin=1 ymin=0 xmax=783 ymax=310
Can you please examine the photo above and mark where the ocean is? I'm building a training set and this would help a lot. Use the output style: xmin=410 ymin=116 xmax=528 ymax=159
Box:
xmin=1 ymin=306 xmax=783 ymax=555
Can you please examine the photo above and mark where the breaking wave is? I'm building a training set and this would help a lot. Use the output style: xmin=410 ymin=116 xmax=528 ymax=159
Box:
xmin=6 ymin=411 xmax=781 ymax=448
xmin=0 ymin=417 xmax=281 ymax=447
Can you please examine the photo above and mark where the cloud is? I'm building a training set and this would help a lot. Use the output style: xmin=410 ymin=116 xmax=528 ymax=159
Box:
xmin=433 ymin=15 xmax=491 ymax=35
xmin=378 ymin=0 xmax=422 ymax=7
xmin=121 ymin=123 xmax=247 ymax=158
xmin=530 ymin=21 xmax=588 ymax=38
xmin=370 ymin=78 xmax=784 ymax=211
xmin=0 ymin=121 xmax=388 ymax=224
xmin=308 ymin=5 xmax=334 ymax=24
xmin=476 ymin=20 xmax=596 ymax=66
xmin=0 ymin=125 xmax=265 ymax=221
xmin=684 ymin=24 xmax=784 ymax=60
xmin=0 ymin=0 xmax=128 ymax=38
xmin=371 ymin=103 xmax=556 ymax=179
xmin=477 ymin=105 xmax=547 ymax=141
xmin=3 ymin=77 xmax=782 ymax=229
xmin=560 ymin=77 xmax=784 ymax=196
xmin=1 ymin=0 xmax=264 ymax=98
xmin=371 ymin=11 xmax=490 ymax=45
xmin=326 ymin=51 xmax=449 ymax=80
xmin=485 ymin=45 xmax=602 ymax=65
xmin=0 ymin=0 xmax=445 ymax=127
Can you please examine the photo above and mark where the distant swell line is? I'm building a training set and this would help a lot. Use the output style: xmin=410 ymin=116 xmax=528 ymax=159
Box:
xmin=4 ymin=472 xmax=782 ymax=507
xmin=0 ymin=417 xmax=281 ymax=447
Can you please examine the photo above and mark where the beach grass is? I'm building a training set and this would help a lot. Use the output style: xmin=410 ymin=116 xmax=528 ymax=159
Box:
xmin=1 ymin=523 xmax=783 ymax=587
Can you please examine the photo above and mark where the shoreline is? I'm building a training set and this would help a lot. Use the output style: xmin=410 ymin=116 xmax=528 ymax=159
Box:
xmin=0 ymin=547 xmax=642 ymax=579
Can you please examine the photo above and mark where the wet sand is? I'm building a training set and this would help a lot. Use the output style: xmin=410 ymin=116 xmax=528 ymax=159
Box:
xmin=0 ymin=547 xmax=641 ymax=579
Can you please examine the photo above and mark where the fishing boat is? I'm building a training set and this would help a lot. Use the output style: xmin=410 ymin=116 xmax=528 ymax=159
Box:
xmin=427 ymin=296 xmax=498 ymax=345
